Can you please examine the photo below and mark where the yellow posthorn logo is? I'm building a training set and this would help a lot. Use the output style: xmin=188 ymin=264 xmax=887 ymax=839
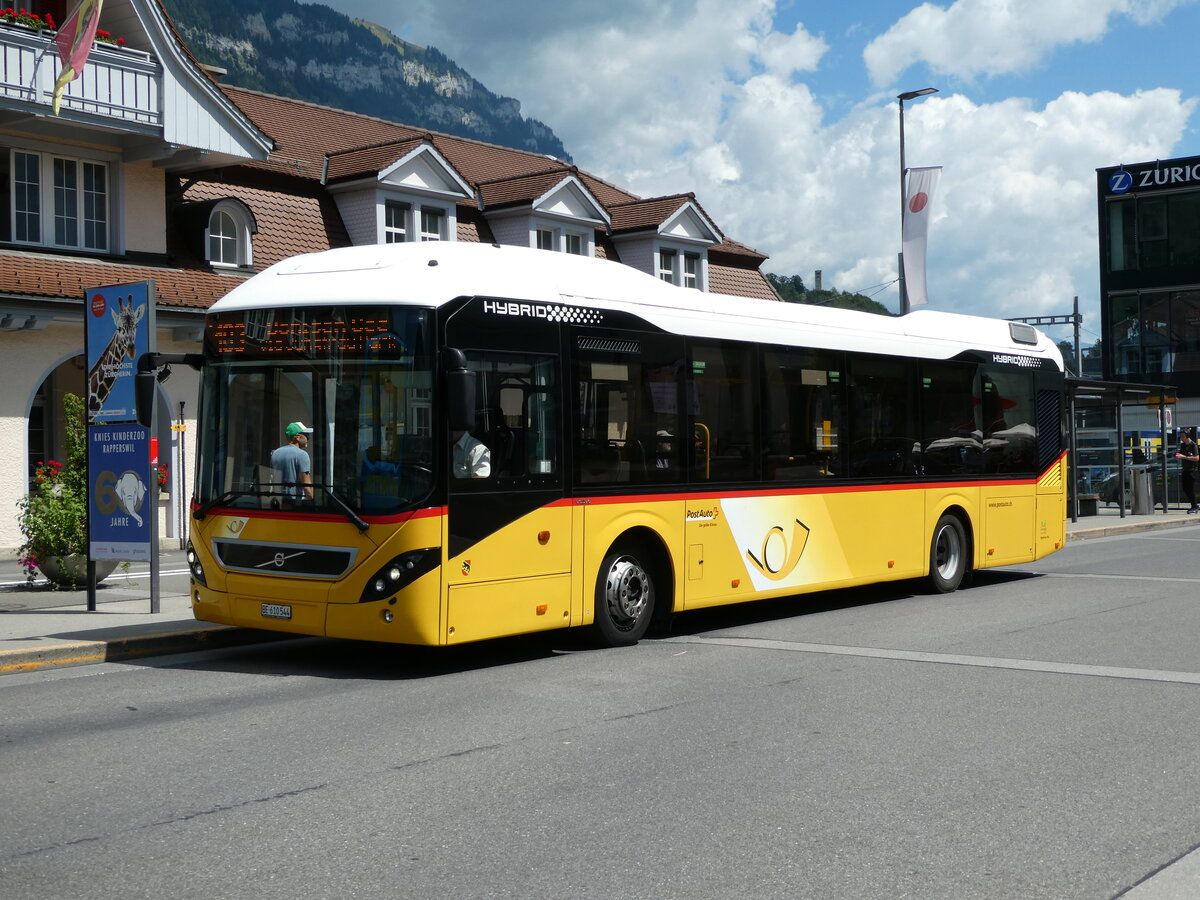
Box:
xmin=745 ymin=519 xmax=810 ymax=581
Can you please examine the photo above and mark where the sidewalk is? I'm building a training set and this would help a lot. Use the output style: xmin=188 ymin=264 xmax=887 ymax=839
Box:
xmin=0 ymin=549 xmax=292 ymax=675
xmin=2 ymin=505 xmax=1197 ymax=675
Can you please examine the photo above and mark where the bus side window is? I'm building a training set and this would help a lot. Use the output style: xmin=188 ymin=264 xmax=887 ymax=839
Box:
xmin=761 ymin=347 xmax=844 ymax=481
xmin=689 ymin=341 xmax=757 ymax=483
xmin=847 ymin=355 xmax=918 ymax=477
xmin=920 ymin=362 xmax=981 ymax=476
xmin=462 ymin=352 xmax=560 ymax=486
xmin=573 ymin=332 xmax=684 ymax=485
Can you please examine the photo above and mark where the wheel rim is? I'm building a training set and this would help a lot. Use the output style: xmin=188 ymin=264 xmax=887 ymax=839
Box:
xmin=603 ymin=555 xmax=650 ymax=632
xmin=934 ymin=523 xmax=963 ymax=581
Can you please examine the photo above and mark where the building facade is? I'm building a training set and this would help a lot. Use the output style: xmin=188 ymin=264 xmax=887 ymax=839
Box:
xmin=1097 ymin=155 xmax=1200 ymax=422
xmin=0 ymin=0 xmax=777 ymax=557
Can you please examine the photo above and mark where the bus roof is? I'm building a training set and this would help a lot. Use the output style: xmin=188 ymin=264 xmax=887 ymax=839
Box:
xmin=210 ymin=241 xmax=1063 ymax=367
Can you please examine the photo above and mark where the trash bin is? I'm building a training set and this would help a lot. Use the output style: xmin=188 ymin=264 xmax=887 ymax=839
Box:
xmin=1131 ymin=467 xmax=1153 ymax=514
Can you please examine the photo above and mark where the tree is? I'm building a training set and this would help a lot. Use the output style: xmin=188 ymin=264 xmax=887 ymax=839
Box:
xmin=1057 ymin=340 xmax=1078 ymax=376
xmin=766 ymin=273 xmax=806 ymax=303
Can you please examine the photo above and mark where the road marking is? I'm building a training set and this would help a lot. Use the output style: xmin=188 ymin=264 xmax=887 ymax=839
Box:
xmin=1120 ymin=843 xmax=1200 ymax=898
xmin=667 ymin=636 xmax=1200 ymax=686
xmin=0 ymin=567 xmax=192 ymax=589
xmin=1023 ymin=571 xmax=1200 ymax=584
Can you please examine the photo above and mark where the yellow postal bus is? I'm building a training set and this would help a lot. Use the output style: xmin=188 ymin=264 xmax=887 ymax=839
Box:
xmin=142 ymin=241 xmax=1066 ymax=647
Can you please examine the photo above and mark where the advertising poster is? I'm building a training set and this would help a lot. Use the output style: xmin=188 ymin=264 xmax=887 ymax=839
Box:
xmin=88 ymin=424 xmax=151 ymax=561
xmin=84 ymin=281 xmax=153 ymax=425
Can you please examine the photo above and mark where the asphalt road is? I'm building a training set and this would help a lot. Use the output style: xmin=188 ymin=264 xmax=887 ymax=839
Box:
xmin=3 ymin=528 xmax=1200 ymax=899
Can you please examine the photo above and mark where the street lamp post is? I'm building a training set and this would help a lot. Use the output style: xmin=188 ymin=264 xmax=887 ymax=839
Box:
xmin=897 ymin=87 xmax=938 ymax=315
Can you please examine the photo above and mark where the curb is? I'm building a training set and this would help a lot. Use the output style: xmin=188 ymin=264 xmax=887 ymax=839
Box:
xmin=0 ymin=625 xmax=297 ymax=675
xmin=1068 ymin=516 xmax=1200 ymax=541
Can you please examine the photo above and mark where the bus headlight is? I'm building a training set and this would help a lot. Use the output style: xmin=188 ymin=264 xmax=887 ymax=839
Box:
xmin=186 ymin=540 xmax=207 ymax=586
xmin=359 ymin=548 xmax=439 ymax=603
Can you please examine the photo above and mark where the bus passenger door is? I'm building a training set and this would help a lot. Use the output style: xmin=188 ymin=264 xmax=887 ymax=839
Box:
xmin=444 ymin=346 xmax=572 ymax=643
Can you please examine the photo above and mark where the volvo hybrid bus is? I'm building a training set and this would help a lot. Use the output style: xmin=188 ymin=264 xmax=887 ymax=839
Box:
xmin=140 ymin=241 xmax=1067 ymax=647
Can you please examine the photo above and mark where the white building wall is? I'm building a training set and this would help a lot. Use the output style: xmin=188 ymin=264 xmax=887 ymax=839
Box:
xmin=0 ymin=325 xmax=85 ymax=556
xmin=124 ymin=162 xmax=167 ymax=254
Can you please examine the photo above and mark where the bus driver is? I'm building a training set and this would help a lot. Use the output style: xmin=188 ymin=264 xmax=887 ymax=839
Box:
xmin=452 ymin=430 xmax=491 ymax=479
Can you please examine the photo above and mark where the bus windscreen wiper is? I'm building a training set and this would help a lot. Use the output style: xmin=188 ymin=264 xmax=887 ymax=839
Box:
xmin=313 ymin=484 xmax=370 ymax=532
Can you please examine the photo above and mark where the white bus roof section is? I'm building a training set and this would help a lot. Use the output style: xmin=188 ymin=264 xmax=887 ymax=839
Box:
xmin=210 ymin=242 xmax=1062 ymax=367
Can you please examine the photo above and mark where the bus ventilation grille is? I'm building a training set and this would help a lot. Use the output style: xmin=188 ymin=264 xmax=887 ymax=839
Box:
xmin=577 ymin=335 xmax=640 ymax=355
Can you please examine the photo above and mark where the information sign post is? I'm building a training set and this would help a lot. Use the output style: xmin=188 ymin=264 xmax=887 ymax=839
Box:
xmin=84 ymin=281 xmax=158 ymax=611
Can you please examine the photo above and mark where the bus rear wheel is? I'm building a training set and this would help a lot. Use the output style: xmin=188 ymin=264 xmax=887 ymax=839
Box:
xmin=593 ymin=547 xmax=655 ymax=646
xmin=928 ymin=514 xmax=968 ymax=593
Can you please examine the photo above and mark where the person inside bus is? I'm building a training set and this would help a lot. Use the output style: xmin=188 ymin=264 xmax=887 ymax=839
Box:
xmin=271 ymin=421 xmax=313 ymax=500
xmin=655 ymin=430 xmax=674 ymax=469
xmin=453 ymin=429 xmax=491 ymax=479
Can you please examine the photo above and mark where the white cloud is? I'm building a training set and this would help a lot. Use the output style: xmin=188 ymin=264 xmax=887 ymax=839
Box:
xmin=864 ymin=0 xmax=1196 ymax=88
xmin=313 ymin=0 xmax=1198 ymax=331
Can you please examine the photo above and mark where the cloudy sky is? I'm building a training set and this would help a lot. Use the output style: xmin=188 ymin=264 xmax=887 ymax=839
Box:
xmin=309 ymin=0 xmax=1200 ymax=343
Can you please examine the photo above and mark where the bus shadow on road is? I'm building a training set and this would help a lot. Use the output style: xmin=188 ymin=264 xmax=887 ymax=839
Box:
xmin=147 ymin=570 xmax=1043 ymax=681
xmin=658 ymin=569 xmax=1044 ymax=638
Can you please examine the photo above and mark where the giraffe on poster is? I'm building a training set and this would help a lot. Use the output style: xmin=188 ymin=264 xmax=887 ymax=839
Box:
xmin=88 ymin=297 xmax=144 ymax=415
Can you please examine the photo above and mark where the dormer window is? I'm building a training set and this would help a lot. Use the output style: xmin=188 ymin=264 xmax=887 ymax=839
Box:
xmin=532 ymin=222 xmax=591 ymax=255
xmin=377 ymin=198 xmax=450 ymax=243
xmin=384 ymin=200 xmax=408 ymax=243
xmin=657 ymin=245 xmax=704 ymax=289
xmin=658 ymin=248 xmax=676 ymax=282
xmin=420 ymin=208 xmax=443 ymax=242
xmin=205 ymin=200 xmax=253 ymax=268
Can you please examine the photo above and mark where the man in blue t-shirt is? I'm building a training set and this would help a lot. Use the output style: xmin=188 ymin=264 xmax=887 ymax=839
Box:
xmin=270 ymin=421 xmax=313 ymax=499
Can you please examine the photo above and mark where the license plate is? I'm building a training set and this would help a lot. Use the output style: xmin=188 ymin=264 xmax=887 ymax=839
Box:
xmin=261 ymin=603 xmax=292 ymax=620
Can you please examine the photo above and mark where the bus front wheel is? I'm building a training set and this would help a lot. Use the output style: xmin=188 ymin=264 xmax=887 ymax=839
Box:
xmin=928 ymin=514 xmax=968 ymax=593
xmin=593 ymin=546 xmax=655 ymax=646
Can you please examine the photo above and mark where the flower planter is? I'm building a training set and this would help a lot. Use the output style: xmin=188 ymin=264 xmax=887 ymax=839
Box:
xmin=36 ymin=555 xmax=118 ymax=588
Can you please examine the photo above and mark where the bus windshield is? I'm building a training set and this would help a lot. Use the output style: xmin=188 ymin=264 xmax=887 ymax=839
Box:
xmin=196 ymin=306 xmax=435 ymax=516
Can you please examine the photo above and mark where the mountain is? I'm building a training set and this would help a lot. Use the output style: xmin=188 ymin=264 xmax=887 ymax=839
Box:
xmin=161 ymin=0 xmax=571 ymax=160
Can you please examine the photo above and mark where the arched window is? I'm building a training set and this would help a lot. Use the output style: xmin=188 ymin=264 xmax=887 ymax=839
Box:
xmin=205 ymin=201 xmax=254 ymax=268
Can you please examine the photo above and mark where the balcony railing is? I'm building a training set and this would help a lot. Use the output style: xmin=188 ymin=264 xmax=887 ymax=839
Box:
xmin=0 ymin=24 xmax=161 ymax=127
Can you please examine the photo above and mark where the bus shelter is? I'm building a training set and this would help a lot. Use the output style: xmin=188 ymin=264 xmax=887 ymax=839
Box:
xmin=1068 ymin=377 xmax=1176 ymax=522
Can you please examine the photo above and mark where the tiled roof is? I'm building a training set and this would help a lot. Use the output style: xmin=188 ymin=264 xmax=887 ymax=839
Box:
xmin=0 ymin=251 xmax=247 ymax=311
xmin=220 ymin=87 xmax=641 ymax=207
xmin=476 ymin=167 xmax=581 ymax=210
xmin=609 ymin=194 xmax=693 ymax=233
xmin=608 ymin=193 xmax=724 ymax=242
xmin=324 ymin=138 xmax=429 ymax=184
xmin=710 ymin=238 xmax=768 ymax=262
xmin=709 ymin=262 xmax=780 ymax=301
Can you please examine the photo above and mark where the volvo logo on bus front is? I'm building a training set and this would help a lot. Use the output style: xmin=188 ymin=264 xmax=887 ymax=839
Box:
xmin=255 ymin=550 xmax=305 ymax=569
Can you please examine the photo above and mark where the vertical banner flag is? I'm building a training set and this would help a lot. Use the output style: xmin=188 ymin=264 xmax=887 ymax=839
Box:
xmin=52 ymin=0 xmax=105 ymax=115
xmin=902 ymin=165 xmax=942 ymax=308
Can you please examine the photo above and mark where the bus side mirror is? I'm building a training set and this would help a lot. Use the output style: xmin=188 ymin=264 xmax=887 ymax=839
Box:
xmin=444 ymin=348 xmax=476 ymax=432
xmin=134 ymin=352 xmax=204 ymax=428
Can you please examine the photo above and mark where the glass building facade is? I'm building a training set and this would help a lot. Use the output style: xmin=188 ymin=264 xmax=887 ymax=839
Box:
xmin=1098 ymin=156 xmax=1200 ymax=390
